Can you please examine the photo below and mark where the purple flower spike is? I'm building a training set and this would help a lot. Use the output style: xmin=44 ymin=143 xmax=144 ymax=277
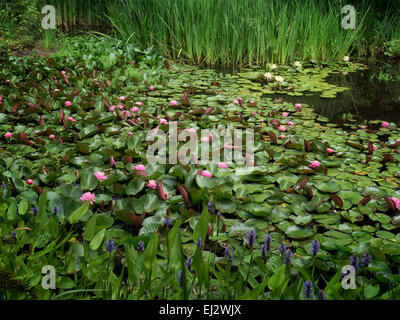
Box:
xmin=105 ymin=240 xmax=115 ymax=253
xmin=247 ymin=229 xmax=256 ymax=248
xmin=303 ymin=280 xmax=314 ymax=299
xmin=310 ymin=240 xmax=320 ymax=256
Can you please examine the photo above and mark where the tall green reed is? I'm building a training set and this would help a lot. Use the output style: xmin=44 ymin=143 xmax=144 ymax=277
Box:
xmin=35 ymin=0 xmax=400 ymax=67
xmin=36 ymin=0 xmax=113 ymax=29
xmin=104 ymin=0 xmax=400 ymax=67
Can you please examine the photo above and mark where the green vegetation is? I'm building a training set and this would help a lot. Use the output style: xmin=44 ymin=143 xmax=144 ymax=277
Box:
xmin=0 ymin=0 xmax=41 ymax=54
xmin=385 ymin=40 xmax=400 ymax=60
xmin=1 ymin=36 xmax=400 ymax=300
xmin=2 ymin=1 xmax=399 ymax=66
xmin=1 ymin=0 xmax=400 ymax=301
xmin=44 ymin=0 xmax=400 ymax=66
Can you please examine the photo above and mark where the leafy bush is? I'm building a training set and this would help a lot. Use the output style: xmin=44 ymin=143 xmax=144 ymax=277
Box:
xmin=0 ymin=0 xmax=41 ymax=54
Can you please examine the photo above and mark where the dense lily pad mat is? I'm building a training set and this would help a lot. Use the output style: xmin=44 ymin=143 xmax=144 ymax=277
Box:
xmin=1 ymin=36 xmax=400 ymax=300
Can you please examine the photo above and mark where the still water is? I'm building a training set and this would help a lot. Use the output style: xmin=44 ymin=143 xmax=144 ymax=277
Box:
xmin=268 ymin=62 xmax=400 ymax=125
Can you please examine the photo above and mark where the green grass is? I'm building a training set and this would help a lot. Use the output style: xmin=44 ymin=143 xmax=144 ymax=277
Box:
xmin=36 ymin=0 xmax=113 ymax=30
xmin=102 ymin=0 xmax=400 ymax=67
xmin=3 ymin=0 xmax=400 ymax=65
xmin=42 ymin=29 xmax=57 ymax=50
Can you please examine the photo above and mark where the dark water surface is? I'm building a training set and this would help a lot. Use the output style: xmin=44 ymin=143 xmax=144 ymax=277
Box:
xmin=268 ymin=62 xmax=400 ymax=125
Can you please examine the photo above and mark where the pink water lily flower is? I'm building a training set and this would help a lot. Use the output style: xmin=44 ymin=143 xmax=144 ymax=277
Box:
xmin=309 ymin=160 xmax=320 ymax=168
xmin=390 ymin=197 xmax=400 ymax=209
xmin=49 ymin=134 xmax=55 ymax=139
xmin=118 ymin=105 xmax=124 ymax=110
xmin=4 ymin=132 xmax=12 ymax=138
xmin=233 ymin=99 xmax=239 ymax=105
xmin=128 ymin=132 xmax=134 ymax=136
xmin=65 ymin=101 xmax=72 ymax=107
xmin=6 ymin=80 xmax=10 ymax=83
xmin=169 ymin=100 xmax=178 ymax=106
xmin=278 ymin=125 xmax=286 ymax=131
xmin=131 ymin=106 xmax=139 ymax=113
xmin=81 ymin=192 xmax=96 ymax=204
xmin=109 ymin=106 xmax=115 ymax=111
xmin=122 ymin=110 xmax=131 ymax=117
xmin=135 ymin=164 xmax=146 ymax=171
xmin=382 ymin=121 xmax=389 ymax=128
xmin=118 ymin=96 xmax=126 ymax=101
xmin=361 ymin=125 xmax=366 ymax=129
xmin=53 ymin=89 xmax=60 ymax=92
xmin=288 ymin=121 xmax=294 ymax=128
xmin=67 ymin=117 xmax=76 ymax=122
xmin=149 ymin=85 xmax=155 ymax=91
xmin=218 ymin=162 xmax=228 ymax=168
xmin=372 ymin=144 xmax=378 ymax=151
xmin=186 ymin=128 xmax=197 ymax=133
xmin=159 ymin=118 xmax=168 ymax=125
xmin=280 ymin=134 xmax=285 ymax=139
xmin=94 ymin=171 xmax=108 ymax=182
xmin=147 ymin=180 xmax=157 ymax=189
xmin=282 ymin=112 xmax=289 ymax=117
xmin=201 ymin=170 xmax=212 ymax=178
xmin=326 ymin=147 xmax=336 ymax=154
xmin=26 ymin=179 xmax=34 ymax=185
xmin=135 ymin=102 xmax=144 ymax=106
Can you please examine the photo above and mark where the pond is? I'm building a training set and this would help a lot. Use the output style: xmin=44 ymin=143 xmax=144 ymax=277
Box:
xmin=266 ymin=62 xmax=400 ymax=125
xmin=2 ymin=39 xmax=400 ymax=300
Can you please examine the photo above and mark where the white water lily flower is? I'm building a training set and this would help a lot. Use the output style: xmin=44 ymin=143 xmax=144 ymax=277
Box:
xmin=343 ymin=56 xmax=350 ymax=62
xmin=275 ymin=75 xmax=284 ymax=83
xmin=263 ymin=72 xmax=273 ymax=79
xmin=270 ymin=64 xmax=278 ymax=69
xmin=294 ymin=61 xmax=301 ymax=67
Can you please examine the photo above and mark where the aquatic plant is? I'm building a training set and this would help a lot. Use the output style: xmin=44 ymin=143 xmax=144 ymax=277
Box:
xmin=0 ymin=35 xmax=400 ymax=301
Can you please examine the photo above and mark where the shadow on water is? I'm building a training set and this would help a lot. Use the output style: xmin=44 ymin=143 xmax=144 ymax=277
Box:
xmin=267 ymin=62 xmax=400 ymax=125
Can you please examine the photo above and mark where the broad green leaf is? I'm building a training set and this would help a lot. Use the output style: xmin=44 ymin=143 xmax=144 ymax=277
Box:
xmin=193 ymin=205 xmax=209 ymax=245
xmin=18 ymin=199 xmax=28 ymax=215
xmin=68 ymin=201 xmax=90 ymax=224
xmin=90 ymin=228 xmax=106 ymax=251
xmin=144 ymin=232 xmax=159 ymax=271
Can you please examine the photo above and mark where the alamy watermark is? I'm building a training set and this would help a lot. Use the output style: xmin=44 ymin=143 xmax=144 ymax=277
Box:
xmin=145 ymin=122 xmax=255 ymax=167
xmin=41 ymin=265 xmax=56 ymax=289
xmin=341 ymin=5 xmax=356 ymax=30
xmin=41 ymin=5 xmax=56 ymax=30
xmin=341 ymin=265 xmax=357 ymax=289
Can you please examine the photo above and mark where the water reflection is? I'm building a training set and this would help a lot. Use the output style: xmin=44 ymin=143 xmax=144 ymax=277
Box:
xmin=268 ymin=63 xmax=400 ymax=124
